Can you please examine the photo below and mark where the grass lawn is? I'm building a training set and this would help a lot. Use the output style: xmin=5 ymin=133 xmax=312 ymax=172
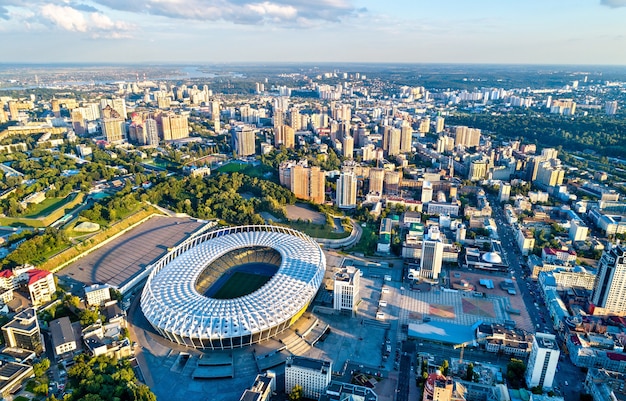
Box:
xmin=212 ymin=272 xmax=271 ymax=299
xmin=14 ymin=396 xmax=29 ymax=401
xmin=216 ymin=162 xmax=249 ymax=173
xmin=284 ymin=220 xmax=351 ymax=239
xmin=22 ymin=194 xmax=75 ymax=218
xmin=350 ymin=222 xmax=378 ymax=255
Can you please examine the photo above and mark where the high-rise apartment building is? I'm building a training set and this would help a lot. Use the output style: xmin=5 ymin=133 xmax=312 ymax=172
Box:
xmin=275 ymin=125 xmax=295 ymax=149
xmin=592 ymin=245 xmax=626 ymax=316
xmin=101 ymin=118 xmax=126 ymax=143
xmin=100 ymin=98 xmax=126 ymax=119
xmin=333 ymin=266 xmax=361 ymax=316
xmin=232 ymin=126 xmax=256 ymax=157
xmin=342 ymin=135 xmax=354 ymax=159
xmin=498 ymin=183 xmax=511 ymax=202
xmin=383 ymin=127 xmax=401 ymax=156
xmin=279 ymin=161 xmax=325 ymax=204
xmin=400 ymin=125 xmax=412 ymax=153
xmin=454 ymin=126 xmax=480 ymax=148
xmin=435 ymin=116 xmax=445 ymax=133
xmin=144 ymin=118 xmax=159 ymax=146
xmin=158 ymin=112 xmax=189 ymax=141
xmin=368 ymin=168 xmax=384 ymax=195
xmin=285 ymin=356 xmax=332 ymax=400
xmin=605 ymin=101 xmax=618 ymax=116
xmin=525 ymin=333 xmax=560 ymax=389
xmin=336 ymin=171 xmax=357 ymax=209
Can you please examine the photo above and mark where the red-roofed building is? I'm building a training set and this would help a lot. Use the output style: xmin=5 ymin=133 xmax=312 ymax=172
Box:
xmin=542 ymin=247 xmax=577 ymax=264
xmin=0 ymin=270 xmax=15 ymax=290
xmin=27 ymin=269 xmax=55 ymax=306
xmin=423 ymin=372 xmax=466 ymax=401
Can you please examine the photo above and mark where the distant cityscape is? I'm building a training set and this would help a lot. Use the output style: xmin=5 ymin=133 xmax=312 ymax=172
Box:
xmin=0 ymin=63 xmax=625 ymax=401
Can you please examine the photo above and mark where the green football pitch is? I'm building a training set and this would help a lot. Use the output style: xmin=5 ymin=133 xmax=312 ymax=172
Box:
xmin=212 ymin=272 xmax=273 ymax=299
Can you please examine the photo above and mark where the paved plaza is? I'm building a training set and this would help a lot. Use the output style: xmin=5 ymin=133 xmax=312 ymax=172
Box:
xmin=60 ymin=215 xmax=205 ymax=289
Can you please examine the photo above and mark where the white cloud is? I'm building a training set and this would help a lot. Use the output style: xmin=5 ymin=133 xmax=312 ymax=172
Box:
xmin=92 ymin=0 xmax=361 ymax=25
xmin=600 ymin=0 xmax=626 ymax=7
xmin=37 ymin=2 xmax=135 ymax=37
xmin=41 ymin=4 xmax=88 ymax=32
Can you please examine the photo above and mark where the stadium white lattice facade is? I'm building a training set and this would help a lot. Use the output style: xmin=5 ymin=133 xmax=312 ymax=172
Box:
xmin=140 ymin=225 xmax=326 ymax=350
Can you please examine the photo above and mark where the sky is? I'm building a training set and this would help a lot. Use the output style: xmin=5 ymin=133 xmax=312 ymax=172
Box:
xmin=1 ymin=0 xmax=626 ymax=65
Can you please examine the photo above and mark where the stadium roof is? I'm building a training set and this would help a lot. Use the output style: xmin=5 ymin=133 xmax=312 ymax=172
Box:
xmin=141 ymin=225 xmax=325 ymax=347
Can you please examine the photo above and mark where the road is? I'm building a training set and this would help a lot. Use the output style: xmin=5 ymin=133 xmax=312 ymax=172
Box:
xmin=489 ymin=195 xmax=587 ymax=396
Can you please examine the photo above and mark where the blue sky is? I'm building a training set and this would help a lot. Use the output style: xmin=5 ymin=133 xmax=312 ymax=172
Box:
xmin=1 ymin=0 xmax=625 ymax=64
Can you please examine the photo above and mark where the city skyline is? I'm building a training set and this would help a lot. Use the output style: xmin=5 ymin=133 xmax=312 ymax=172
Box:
xmin=0 ymin=0 xmax=626 ymax=65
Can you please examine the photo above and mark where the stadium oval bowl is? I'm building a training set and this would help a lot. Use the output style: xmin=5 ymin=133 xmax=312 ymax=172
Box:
xmin=140 ymin=225 xmax=326 ymax=350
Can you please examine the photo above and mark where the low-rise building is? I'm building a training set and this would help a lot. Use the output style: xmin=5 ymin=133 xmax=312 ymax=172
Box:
xmin=27 ymin=269 xmax=55 ymax=306
xmin=84 ymin=284 xmax=112 ymax=307
xmin=516 ymin=228 xmax=535 ymax=256
xmin=1 ymin=308 xmax=43 ymax=354
xmin=320 ymin=381 xmax=378 ymax=401
xmin=0 ymin=361 xmax=34 ymax=398
xmin=49 ymin=317 xmax=78 ymax=360
xmin=285 ymin=356 xmax=332 ymax=400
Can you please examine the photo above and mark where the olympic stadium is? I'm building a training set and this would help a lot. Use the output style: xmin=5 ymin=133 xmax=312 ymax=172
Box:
xmin=140 ymin=225 xmax=326 ymax=350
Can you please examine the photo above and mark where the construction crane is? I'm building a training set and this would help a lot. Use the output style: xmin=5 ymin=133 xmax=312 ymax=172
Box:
xmin=453 ymin=340 xmax=477 ymax=364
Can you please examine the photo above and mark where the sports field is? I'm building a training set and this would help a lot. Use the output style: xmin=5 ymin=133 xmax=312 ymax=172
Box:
xmin=212 ymin=272 xmax=272 ymax=299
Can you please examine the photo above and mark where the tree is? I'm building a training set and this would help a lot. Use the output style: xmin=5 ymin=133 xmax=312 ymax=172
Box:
xmin=80 ymin=308 xmax=101 ymax=326
xmin=33 ymin=358 xmax=51 ymax=377
xmin=506 ymin=358 xmax=526 ymax=389
xmin=288 ymin=384 xmax=303 ymax=401
xmin=465 ymin=363 xmax=474 ymax=381
xmin=439 ymin=360 xmax=449 ymax=376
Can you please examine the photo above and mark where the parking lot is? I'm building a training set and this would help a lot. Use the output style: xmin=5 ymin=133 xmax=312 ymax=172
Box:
xmin=59 ymin=215 xmax=205 ymax=290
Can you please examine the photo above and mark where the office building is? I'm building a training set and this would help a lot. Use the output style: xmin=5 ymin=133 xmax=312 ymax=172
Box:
xmin=525 ymin=333 xmax=560 ymax=389
xmin=336 ymin=171 xmax=357 ymax=209
xmin=2 ymin=308 xmax=43 ymax=354
xmin=285 ymin=356 xmax=332 ymax=400
xmin=0 ymin=362 xmax=34 ymax=399
xmin=421 ymin=228 xmax=444 ymax=280
xmin=591 ymin=245 xmax=626 ymax=316
xmin=333 ymin=266 xmax=361 ymax=316
xmin=232 ymin=126 xmax=256 ymax=157
xmin=101 ymin=118 xmax=126 ymax=143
